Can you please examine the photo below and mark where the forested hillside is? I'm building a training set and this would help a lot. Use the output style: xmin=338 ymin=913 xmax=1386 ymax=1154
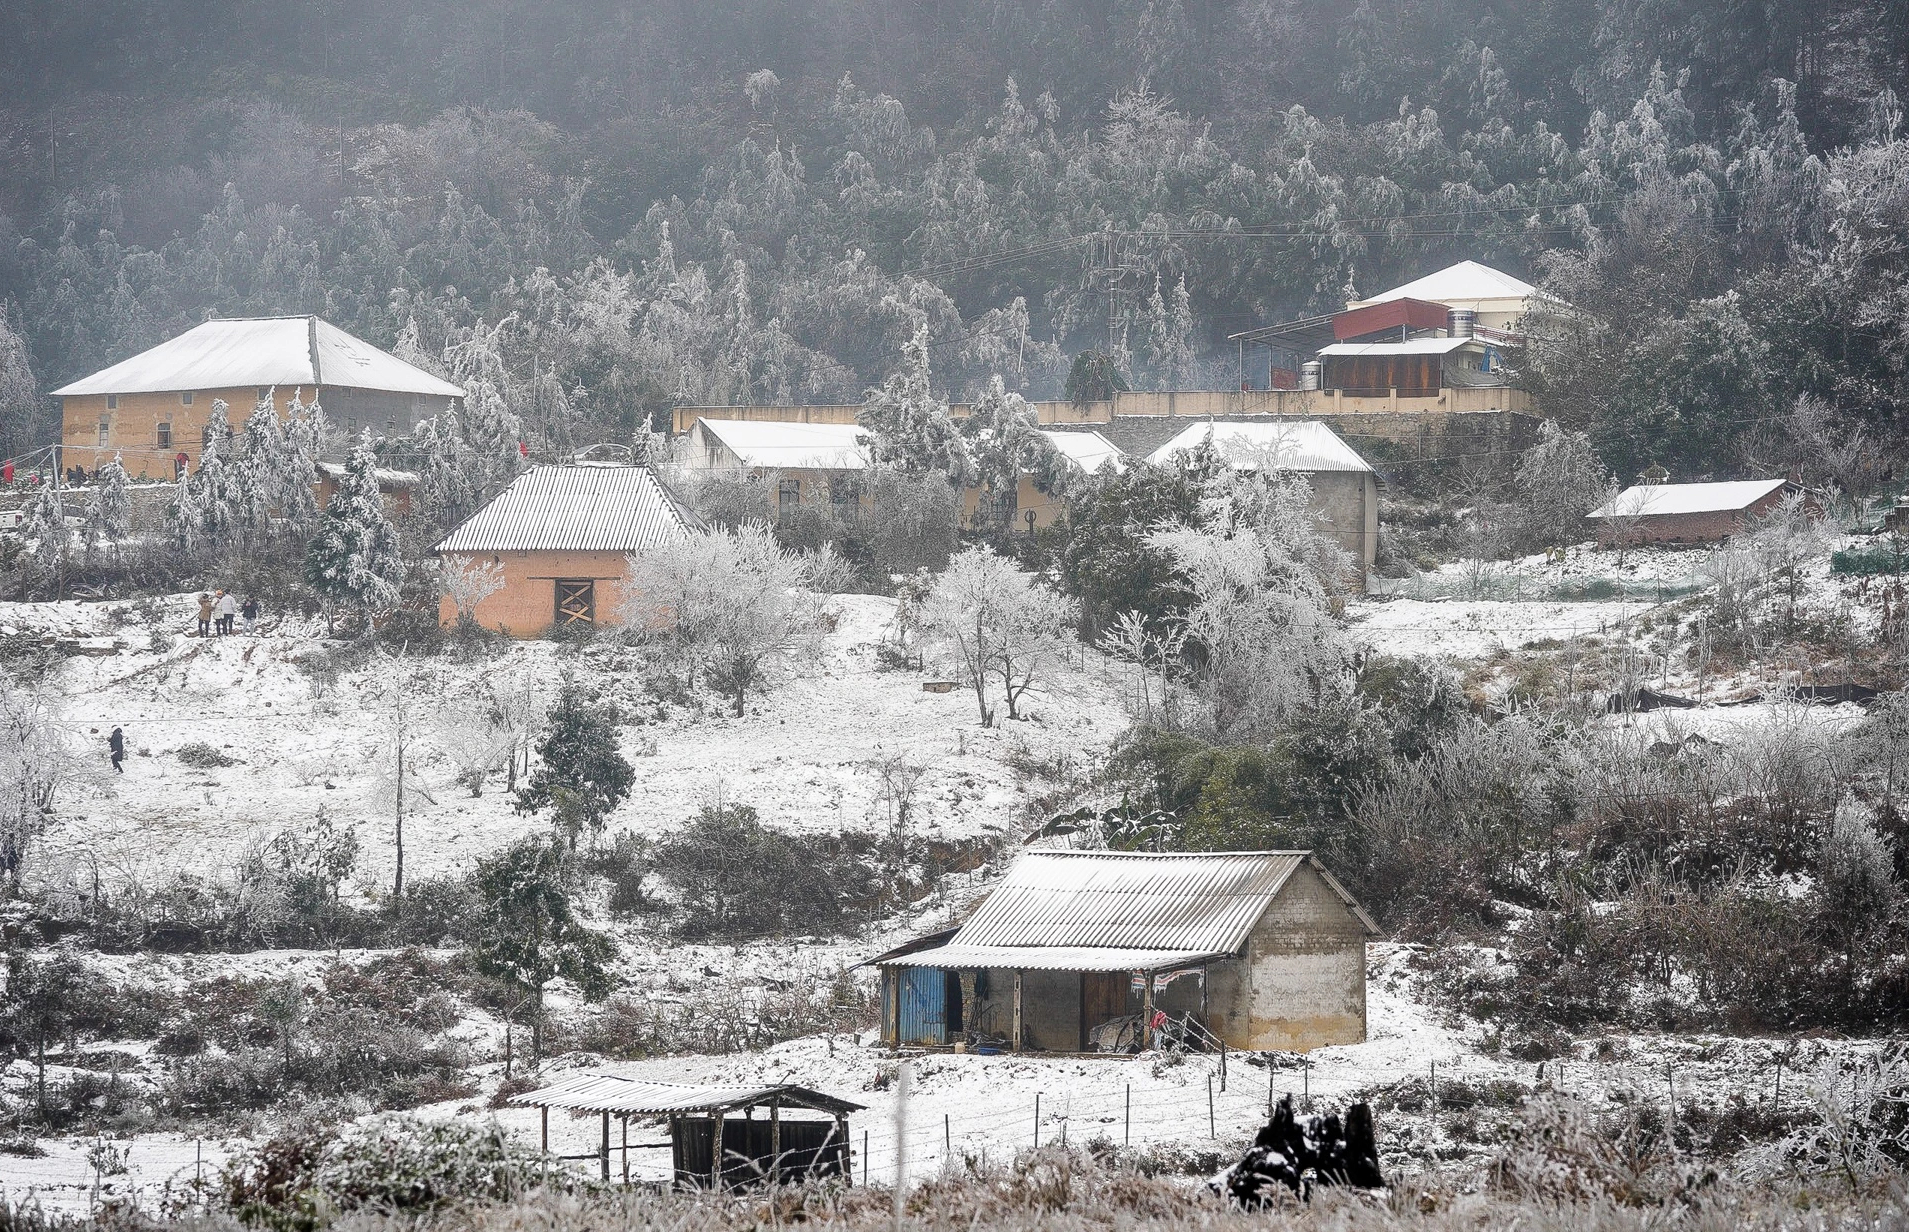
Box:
xmin=1 ymin=0 xmax=1907 ymax=478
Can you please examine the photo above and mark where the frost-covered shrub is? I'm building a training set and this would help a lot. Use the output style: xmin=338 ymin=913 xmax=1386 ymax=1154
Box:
xmin=175 ymin=741 xmax=238 ymax=768
xmin=224 ymin=1117 xmax=545 ymax=1229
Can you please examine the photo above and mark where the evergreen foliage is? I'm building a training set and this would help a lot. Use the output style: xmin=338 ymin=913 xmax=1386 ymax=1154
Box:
xmin=303 ymin=432 xmax=404 ymax=627
xmin=859 ymin=321 xmax=972 ymax=483
xmin=513 ymin=679 xmax=635 ymax=847
xmin=468 ymin=836 xmax=614 ymax=1062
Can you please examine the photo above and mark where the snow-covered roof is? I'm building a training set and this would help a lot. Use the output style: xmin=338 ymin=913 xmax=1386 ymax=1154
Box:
xmin=1315 ymin=336 xmax=1478 ymax=358
xmin=314 ymin=461 xmax=421 ymax=488
xmin=692 ymin=419 xmax=872 ymax=470
xmin=874 ymin=851 xmax=1377 ymax=970
xmin=1145 ymin=420 xmax=1373 ymax=474
xmin=52 ymin=316 xmax=466 ymax=399
xmin=511 ymin=1075 xmax=864 ymax=1117
xmin=433 ymin=464 xmax=700 ymax=554
xmin=1352 ymin=260 xmax=1541 ymax=309
xmin=1039 ymin=429 xmax=1126 ymax=475
xmin=1587 ymin=479 xmax=1790 ymax=520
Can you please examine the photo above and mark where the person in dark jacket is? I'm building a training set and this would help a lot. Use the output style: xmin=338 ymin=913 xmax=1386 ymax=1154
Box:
xmin=108 ymin=727 xmax=125 ymax=774
xmin=241 ymin=596 xmax=261 ymax=634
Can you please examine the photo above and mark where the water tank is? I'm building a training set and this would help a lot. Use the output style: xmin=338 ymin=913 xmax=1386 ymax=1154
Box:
xmin=1300 ymin=361 xmax=1323 ymax=391
xmin=1450 ymin=309 xmax=1476 ymax=339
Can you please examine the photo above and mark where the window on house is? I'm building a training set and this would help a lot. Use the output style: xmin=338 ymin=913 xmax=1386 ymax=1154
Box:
xmin=106 ymin=394 xmax=118 ymax=410
xmin=778 ymin=477 xmax=800 ymax=521
xmin=258 ymin=387 xmax=271 ymax=403
xmin=555 ymin=579 xmax=596 ymax=626
xmin=96 ymin=420 xmax=110 ymax=446
xmin=156 ymin=422 xmax=173 ymax=447
xmin=180 ymin=391 xmax=193 ymax=405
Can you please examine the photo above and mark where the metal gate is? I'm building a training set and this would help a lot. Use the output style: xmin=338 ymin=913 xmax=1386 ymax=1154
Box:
xmin=897 ymin=967 xmax=947 ymax=1045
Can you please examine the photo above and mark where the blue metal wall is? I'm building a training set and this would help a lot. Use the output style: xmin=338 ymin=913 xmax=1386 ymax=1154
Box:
xmin=896 ymin=968 xmax=946 ymax=1045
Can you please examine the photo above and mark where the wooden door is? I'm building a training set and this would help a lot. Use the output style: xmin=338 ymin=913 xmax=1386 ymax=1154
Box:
xmin=555 ymin=579 xmax=596 ymax=626
xmin=1079 ymin=972 xmax=1131 ymax=1050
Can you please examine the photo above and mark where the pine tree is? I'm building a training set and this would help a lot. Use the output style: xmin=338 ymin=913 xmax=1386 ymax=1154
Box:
xmin=19 ymin=481 xmax=67 ymax=578
xmin=514 ymin=678 xmax=635 ymax=849
xmin=468 ymin=836 xmax=614 ymax=1065
xmin=304 ymin=431 xmax=405 ymax=632
xmin=961 ymin=374 xmax=1065 ymax=523
xmin=859 ymin=320 xmax=972 ymax=483
xmin=83 ymin=456 xmax=131 ymax=564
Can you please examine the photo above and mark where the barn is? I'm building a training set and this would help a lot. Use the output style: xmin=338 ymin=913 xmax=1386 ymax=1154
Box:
xmin=1587 ymin=478 xmax=1801 ymax=545
xmin=432 ymin=462 xmax=702 ymax=637
xmin=870 ymin=850 xmax=1379 ymax=1054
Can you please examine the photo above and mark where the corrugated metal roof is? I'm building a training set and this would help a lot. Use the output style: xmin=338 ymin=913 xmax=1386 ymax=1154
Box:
xmin=956 ymin=851 xmax=1309 ymax=952
xmin=510 ymin=1075 xmax=864 ymax=1117
xmin=1588 ymin=479 xmax=1791 ymax=520
xmin=1353 ymin=260 xmax=1541 ymax=308
xmin=1315 ymin=336 xmax=1477 ymax=357
xmin=1145 ymin=420 xmax=1373 ymax=474
xmin=1040 ymin=429 xmax=1127 ymax=475
xmin=878 ymin=944 xmax=1231 ymax=971
xmin=52 ymin=316 xmax=465 ymax=399
xmin=692 ymin=419 xmax=872 ymax=470
xmin=432 ymin=464 xmax=700 ymax=554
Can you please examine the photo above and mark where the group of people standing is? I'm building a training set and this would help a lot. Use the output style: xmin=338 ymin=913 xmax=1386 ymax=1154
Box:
xmin=196 ymin=589 xmax=260 ymax=637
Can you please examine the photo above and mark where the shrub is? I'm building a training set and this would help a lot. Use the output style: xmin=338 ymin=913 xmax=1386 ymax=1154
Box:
xmin=652 ymin=804 xmax=880 ymax=941
xmin=223 ymin=1117 xmax=545 ymax=1230
xmin=176 ymin=741 xmax=239 ymax=768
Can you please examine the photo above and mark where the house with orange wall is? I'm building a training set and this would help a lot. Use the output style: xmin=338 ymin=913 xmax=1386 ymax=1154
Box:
xmin=53 ymin=315 xmax=464 ymax=479
xmin=432 ymin=463 xmax=703 ymax=638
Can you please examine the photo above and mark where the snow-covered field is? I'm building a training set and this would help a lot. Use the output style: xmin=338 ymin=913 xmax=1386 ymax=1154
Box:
xmin=16 ymin=592 xmax=1126 ymax=894
xmin=0 ymin=535 xmax=1895 ymax=1212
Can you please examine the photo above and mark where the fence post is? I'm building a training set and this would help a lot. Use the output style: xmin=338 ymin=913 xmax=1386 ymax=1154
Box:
xmin=1207 ymin=1075 xmax=1215 ymax=1138
xmin=863 ymin=1130 xmax=869 ymax=1187
xmin=945 ymin=1112 xmax=951 ymax=1157
xmin=1034 ymin=1092 xmax=1041 ymax=1148
xmin=1220 ymin=1041 xmax=1227 ymax=1092
xmin=1125 ymin=1084 xmax=1131 ymax=1147
xmin=1303 ymin=1059 xmax=1310 ymax=1111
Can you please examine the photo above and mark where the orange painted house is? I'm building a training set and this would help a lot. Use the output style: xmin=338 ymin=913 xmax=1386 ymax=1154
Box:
xmin=433 ymin=463 xmax=703 ymax=637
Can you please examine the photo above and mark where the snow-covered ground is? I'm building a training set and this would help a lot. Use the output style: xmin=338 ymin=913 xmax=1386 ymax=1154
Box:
xmin=0 ymin=535 xmax=1894 ymax=1213
xmin=14 ymin=592 xmax=1127 ymax=895
xmin=4 ymin=944 xmax=1873 ymax=1210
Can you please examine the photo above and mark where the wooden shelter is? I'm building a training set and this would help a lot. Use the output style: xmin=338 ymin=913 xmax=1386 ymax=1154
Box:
xmin=510 ymin=1075 xmax=863 ymax=1190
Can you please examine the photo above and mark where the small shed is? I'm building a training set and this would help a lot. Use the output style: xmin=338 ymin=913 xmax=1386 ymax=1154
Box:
xmin=510 ymin=1075 xmax=863 ymax=1189
xmin=869 ymin=850 xmax=1380 ymax=1054
xmin=1587 ymin=478 xmax=1800 ymax=545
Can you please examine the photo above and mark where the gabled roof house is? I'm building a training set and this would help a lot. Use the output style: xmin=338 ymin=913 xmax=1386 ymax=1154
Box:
xmin=433 ymin=463 xmax=702 ymax=637
xmin=54 ymin=315 xmax=464 ymax=478
xmin=872 ymin=850 xmax=1379 ymax=1054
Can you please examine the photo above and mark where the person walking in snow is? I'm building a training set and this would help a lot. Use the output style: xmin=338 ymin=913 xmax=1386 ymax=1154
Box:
xmin=216 ymin=589 xmax=238 ymax=635
xmin=241 ymin=595 xmax=260 ymax=634
xmin=196 ymin=593 xmax=214 ymax=638
xmin=108 ymin=727 xmax=125 ymax=774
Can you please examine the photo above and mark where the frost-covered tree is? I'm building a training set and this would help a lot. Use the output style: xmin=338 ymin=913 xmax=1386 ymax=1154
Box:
xmin=1141 ymin=274 xmax=1200 ymax=389
xmin=859 ymin=320 xmax=972 ymax=483
xmin=1149 ymin=469 xmax=1353 ymax=739
xmin=304 ymin=432 xmax=405 ymax=632
xmin=515 ymin=678 xmax=635 ymax=848
xmin=0 ymin=308 xmax=42 ymax=463
xmin=1513 ymin=419 xmax=1613 ymax=550
xmin=469 ymin=835 xmax=614 ymax=1063
xmin=82 ymin=456 xmax=131 ymax=564
xmin=623 ymin=524 xmax=824 ymax=715
xmin=439 ymin=556 xmax=505 ymax=629
xmin=0 ymin=682 xmax=67 ymax=893
xmin=922 ymin=546 xmax=1079 ymax=725
xmin=960 ymin=375 xmax=1066 ymax=525
xmin=18 ymin=480 xmax=68 ymax=581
